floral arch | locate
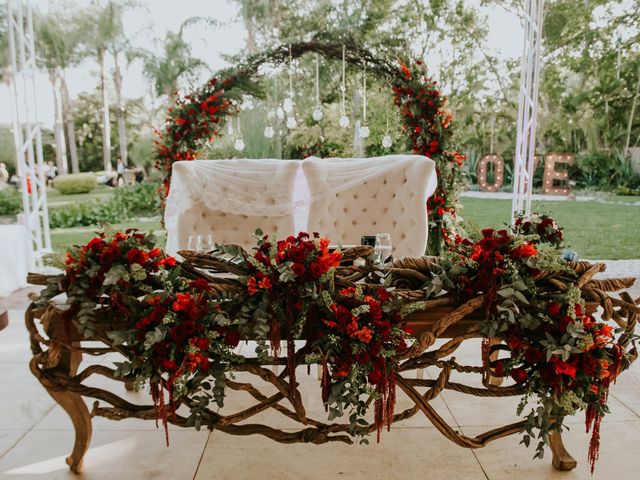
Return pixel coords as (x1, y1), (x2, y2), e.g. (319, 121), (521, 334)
(154, 39), (467, 254)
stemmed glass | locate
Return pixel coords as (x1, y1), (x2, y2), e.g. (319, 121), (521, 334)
(374, 233), (392, 264)
(188, 234), (214, 253)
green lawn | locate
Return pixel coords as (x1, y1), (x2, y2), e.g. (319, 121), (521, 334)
(50, 218), (164, 253)
(460, 198), (639, 259)
(47, 185), (113, 206)
(46, 196), (638, 260)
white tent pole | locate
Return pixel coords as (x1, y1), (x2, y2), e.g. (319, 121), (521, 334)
(511, 0), (545, 222)
(7, 0), (52, 267)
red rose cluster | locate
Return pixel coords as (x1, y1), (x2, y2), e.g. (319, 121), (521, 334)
(316, 286), (410, 441)
(451, 228), (538, 308)
(501, 301), (621, 473)
(513, 212), (564, 247)
(246, 232), (342, 298)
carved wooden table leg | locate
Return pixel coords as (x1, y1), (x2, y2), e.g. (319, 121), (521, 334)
(549, 430), (577, 470)
(46, 321), (93, 473)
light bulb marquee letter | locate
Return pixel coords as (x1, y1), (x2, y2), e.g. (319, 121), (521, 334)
(477, 154), (505, 192)
(542, 153), (575, 195)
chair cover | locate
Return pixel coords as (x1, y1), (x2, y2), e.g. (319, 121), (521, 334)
(165, 159), (300, 254)
(302, 155), (437, 258)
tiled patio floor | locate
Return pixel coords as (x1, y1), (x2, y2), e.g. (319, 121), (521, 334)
(1, 282), (639, 480)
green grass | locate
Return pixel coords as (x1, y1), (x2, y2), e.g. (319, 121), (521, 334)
(46, 198), (638, 261)
(50, 218), (164, 253)
(47, 185), (113, 206)
(461, 198), (640, 259)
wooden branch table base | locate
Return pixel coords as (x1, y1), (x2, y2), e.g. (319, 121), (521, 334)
(25, 256), (638, 474)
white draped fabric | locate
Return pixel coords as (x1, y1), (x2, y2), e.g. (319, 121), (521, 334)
(0, 225), (33, 297)
(164, 155), (438, 257)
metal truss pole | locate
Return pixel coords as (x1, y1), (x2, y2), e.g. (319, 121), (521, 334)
(7, 0), (51, 268)
(511, 0), (545, 222)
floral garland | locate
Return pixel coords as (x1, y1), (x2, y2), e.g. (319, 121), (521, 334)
(433, 213), (629, 473)
(37, 217), (633, 470)
(307, 286), (410, 440)
(392, 61), (466, 254)
(234, 231), (342, 398)
(154, 42), (465, 255)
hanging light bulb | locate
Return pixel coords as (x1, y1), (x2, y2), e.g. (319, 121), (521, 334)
(312, 53), (323, 122)
(283, 44), (296, 115)
(264, 126), (275, 138)
(339, 45), (349, 129)
(283, 96), (294, 113)
(359, 62), (369, 139)
(234, 116), (244, 151)
(382, 96), (392, 148)
(286, 116), (297, 129)
(267, 110), (276, 120)
(241, 96), (254, 110)
(276, 107), (285, 119)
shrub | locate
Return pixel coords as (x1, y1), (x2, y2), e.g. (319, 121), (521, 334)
(113, 182), (161, 216)
(49, 198), (128, 229)
(0, 187), (22, 215)
(53, 173), (97, 195)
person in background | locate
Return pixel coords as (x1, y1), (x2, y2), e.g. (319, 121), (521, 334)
(46, 161), (58, 187)
(0, 163), (9, 187)
(134, 166), (146, 184)
(116, 158), (125, 187)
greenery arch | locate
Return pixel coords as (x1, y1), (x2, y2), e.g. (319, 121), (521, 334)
(154, 39), (467, 254)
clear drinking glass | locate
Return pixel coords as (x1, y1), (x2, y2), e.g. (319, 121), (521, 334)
(188, 234), (214, 252)
(374, 233), (392, 264)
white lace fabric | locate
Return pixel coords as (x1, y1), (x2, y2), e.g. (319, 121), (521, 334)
(164, 155), (438, 256)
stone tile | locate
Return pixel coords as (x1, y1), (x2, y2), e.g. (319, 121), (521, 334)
(0, 363), (55, 431)
(0, 431), (25, 459)
(0, 428), (209, 479)
(462, 420), (640, 480)
(196, 427), (487, 480)
(0, 319), (33, 364)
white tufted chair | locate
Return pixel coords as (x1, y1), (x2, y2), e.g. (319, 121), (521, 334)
(302, 155), (437, 258)
(165, 159), (300, 254)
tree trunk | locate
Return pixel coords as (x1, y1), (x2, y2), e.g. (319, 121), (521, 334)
(113, 52), (128, 166)
(242, 2), (258, 55)
(60, 76), (79, 173)
(100, 50), (112, 174)
(49, 69), (68, 175)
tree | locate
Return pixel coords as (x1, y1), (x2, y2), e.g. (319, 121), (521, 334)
(137, 18), (211, 110)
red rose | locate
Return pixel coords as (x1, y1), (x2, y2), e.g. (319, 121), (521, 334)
(511, 367), (527, 383)
(554, 359), (577, 379)
(190, 278), (210, 292)
(291, 263), (306, 277)
(99, 245), (121, 264)
(309, 261), (326, 279)
(547, 302), (562, 317)
(149, 248), (162, 258)
(559, 315), (573, 332)
(127, 248), (149, 265)
(172, 292), (193, 312)
(511, 243), (538, 258)
(376, 288), (391, 302)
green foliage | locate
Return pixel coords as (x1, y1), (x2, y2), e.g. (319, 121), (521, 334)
(49, 182), (161, 229)
(0, 188), (21, 215)
(49, 197), (127, 228)
(113, 182), (161, 216)
(53, 173), (97, 194)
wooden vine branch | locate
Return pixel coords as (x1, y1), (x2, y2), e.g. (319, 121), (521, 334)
(25, 256), (637, 473)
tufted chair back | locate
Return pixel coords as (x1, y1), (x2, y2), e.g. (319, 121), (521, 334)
(302, 155), (437, 258)
(165, 159), (300, 255)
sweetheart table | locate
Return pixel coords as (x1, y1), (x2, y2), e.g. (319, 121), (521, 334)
(25, 245), (638, 474)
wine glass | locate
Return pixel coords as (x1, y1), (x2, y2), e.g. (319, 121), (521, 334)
(188, 234), (214, 253)
(374, 233), (392, 264)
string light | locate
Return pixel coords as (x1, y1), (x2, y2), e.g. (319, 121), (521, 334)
(359, 62), (369, 138)
(339, 45), (349, 129)
(312, 53), (323, 122)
